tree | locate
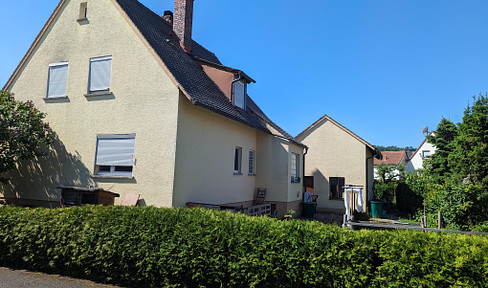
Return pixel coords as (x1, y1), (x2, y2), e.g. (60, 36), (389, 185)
(374, 145), (416, 152)
(424, 118), (457, 184)
(413, 93), (488, 229)
(0, 91), (54, 182)
(450, 93), (488, 186)
(374, 163), (405, 203)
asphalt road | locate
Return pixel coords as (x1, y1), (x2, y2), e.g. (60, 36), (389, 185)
(0, 267), (122, 288)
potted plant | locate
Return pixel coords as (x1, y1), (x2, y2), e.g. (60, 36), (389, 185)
(283, 209), (296, 220)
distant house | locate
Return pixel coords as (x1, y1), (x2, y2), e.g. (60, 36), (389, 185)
(374, 151), (409, 179)
(406, 132), (436, 172)
(296, 114), (382, 214)
(0, 0), (305, 216)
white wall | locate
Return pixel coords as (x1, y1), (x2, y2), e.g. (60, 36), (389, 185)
(2, 0), (180, 207)
(407, 141), (436, 172)
(297, 119), (371, 212)
(172, 94), (258, 207)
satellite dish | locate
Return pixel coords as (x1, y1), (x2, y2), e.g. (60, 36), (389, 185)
(422, 126), (429, 134)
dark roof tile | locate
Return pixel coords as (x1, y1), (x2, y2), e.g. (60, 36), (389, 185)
(114, 0), (297, 143)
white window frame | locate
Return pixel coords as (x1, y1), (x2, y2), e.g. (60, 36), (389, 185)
(234, 146), (242, 175)
(95, 134), (135, 177)
(291, 152), (300, 183)
(89, 55), (112, 93)
(233, 80), (246, 110)
(422, 150), (431, 159)
(46, 61), (69, 98)
(249, 149), (255, 175)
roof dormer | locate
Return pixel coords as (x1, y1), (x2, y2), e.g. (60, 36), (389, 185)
(195, 57), (255, 110)
(232, 76), (246, 110)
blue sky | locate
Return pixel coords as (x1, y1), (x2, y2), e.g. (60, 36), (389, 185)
(2, 0), (488, 148)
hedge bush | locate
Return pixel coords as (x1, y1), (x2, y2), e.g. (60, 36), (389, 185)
(1, 205), (488, 287)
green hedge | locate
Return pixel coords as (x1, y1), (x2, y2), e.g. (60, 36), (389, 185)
(0, 206), (487, 287)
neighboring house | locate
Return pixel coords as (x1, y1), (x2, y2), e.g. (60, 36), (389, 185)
(406, 131), (436, 172)
(1, 0), (306, 216)
(295, 114), (382, 214)
(373, 151), (409, 179)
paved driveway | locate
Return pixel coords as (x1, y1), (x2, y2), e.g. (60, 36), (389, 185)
(0, 267), (122, 288)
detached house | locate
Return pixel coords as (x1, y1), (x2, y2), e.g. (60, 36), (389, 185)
(406, 131), (436, 172)
(1, 0), (306, 216)
(373, 151), (408, 179)
(296, 114), (382, 214)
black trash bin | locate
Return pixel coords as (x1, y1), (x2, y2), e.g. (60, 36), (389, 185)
(302, 201), (317, 218)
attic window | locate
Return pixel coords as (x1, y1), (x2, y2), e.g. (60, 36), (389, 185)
(78, 2), (87, 21)
(233, 80), (246, 110)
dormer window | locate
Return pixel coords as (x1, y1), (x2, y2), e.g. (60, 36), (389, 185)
(78, 2), (88, 21)
(233, 80), (246, 110)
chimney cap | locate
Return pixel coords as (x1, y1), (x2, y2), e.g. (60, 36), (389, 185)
(163, 10), (173, 16)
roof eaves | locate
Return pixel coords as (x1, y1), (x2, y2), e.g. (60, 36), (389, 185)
(409, 131), (435, 161)
(192, 99), (270, 134)
(194, 57), (256, 83)
(3, 0), (67, 90)
(110, 0), (195, 102)
(296, 114), (381, 158)
(248, 107), (307, 148)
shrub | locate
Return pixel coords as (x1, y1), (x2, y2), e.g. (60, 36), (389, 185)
(0, 206), (488, 287)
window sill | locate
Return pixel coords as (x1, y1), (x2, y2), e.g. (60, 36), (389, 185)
(77, 17), (88, 22)
(43, 95), (68, 101)
(248, 173), (256, 176)
(91, 174), (134, 180)
(84, 91), (113, 97)
(233, 172), (243, 175)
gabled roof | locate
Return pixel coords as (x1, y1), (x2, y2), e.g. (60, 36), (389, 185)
(373, 151), (408, 166)
(296, 114), (382, 159)
(4, 0), (299, 146)
(409, 131), (435, 160)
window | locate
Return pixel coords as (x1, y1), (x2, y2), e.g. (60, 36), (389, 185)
(89, 56), (112, 93)
(233, 80), (246, 110)
(329, 177), (345, 199)
(46, 62), (68, 98)
(249, 149), (255, 175)
(234, 146), (242, 174)
(95, 134), (135, 177)
(291, 152), (300, 182)
(79, 2), (88, 20)
(422, 150), (431, 159)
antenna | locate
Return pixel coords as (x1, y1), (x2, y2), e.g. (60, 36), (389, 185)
(422, 126), (429, 134)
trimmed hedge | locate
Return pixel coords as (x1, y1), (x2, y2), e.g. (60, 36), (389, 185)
(1, 206), (488, 287)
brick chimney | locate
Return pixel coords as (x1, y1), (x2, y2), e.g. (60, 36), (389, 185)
(173, 0), (194, 54)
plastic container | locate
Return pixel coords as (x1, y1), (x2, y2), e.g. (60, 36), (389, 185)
(371, 201), (384, 218)
(302, 202), (317, 218)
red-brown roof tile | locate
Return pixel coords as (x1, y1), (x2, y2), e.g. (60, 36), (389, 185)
(374, 151), (408, 166)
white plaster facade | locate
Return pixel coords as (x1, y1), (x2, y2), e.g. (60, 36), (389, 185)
(1, 0), (304, 216)
(406, 132), (436, 172)
(296, 115), (380, 213)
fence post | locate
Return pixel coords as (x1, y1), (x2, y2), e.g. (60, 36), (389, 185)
(438, 210), (441, 230)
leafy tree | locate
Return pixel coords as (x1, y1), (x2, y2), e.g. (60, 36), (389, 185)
(424, 118), (457, 184)
(0, 91), (54, 182)
(449, 93), (488, 186)
(374, 163), (405, 203)
(412, 93), (488, 230)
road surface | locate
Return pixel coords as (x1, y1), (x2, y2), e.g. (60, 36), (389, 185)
(0, 267), (122, 288)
